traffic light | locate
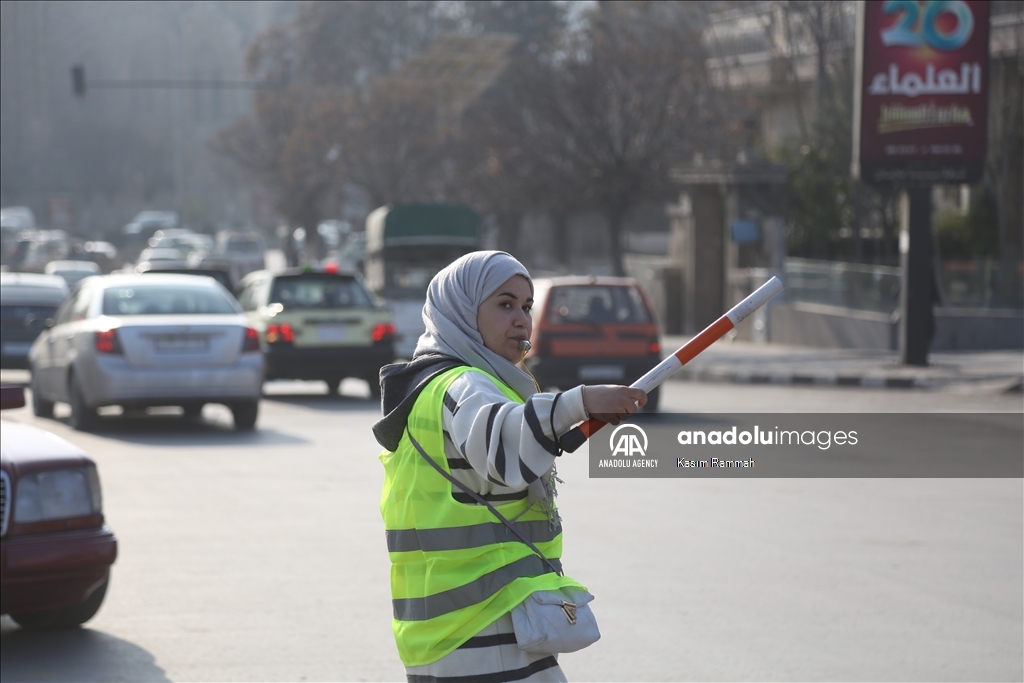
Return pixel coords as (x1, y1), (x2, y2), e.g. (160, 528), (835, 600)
(71, 65), (86, 97)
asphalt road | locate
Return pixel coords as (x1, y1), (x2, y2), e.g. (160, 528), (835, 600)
(1, 379), (1021, 682)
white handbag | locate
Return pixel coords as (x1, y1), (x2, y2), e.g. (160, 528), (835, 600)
(511, 588), (600, 654)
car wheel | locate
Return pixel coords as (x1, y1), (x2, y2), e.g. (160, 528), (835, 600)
(30, 369), (54, 418)
(230, 401), (259, 430)
(182, 402), (205, 419)
(640, 386), (660, 413)
(11, 578), (109, 630)
(67, 372), (98, 431)
(325, 378), (341, 396)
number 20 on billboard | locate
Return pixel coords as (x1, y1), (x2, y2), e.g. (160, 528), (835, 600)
(882, 0), (974, 51)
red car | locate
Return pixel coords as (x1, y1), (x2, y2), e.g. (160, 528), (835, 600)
(0, 386), (117, 629)
(526, 276), (662, 411)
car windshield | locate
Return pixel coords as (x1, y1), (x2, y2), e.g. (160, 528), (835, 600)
(102, 285), (238, 315)
(547, 285), (651, 324)
(269, 274), (374, 310)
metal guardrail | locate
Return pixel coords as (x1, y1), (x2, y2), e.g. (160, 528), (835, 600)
(937, 259), (1024, 309)
(784, 258), (900, 314)
(783, 257), (1024, 312)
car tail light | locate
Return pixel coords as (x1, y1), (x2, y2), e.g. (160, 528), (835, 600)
(372, 323), (396, 343)
(95, 329), (123, 354)
(650, 337), (661, 355)
(266, 323), (295, 344)
(242, 327), (260, 352)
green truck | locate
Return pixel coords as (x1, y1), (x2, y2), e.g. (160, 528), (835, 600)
(364, 204), (481, 357)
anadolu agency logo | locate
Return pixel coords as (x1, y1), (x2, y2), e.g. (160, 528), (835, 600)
(610, 423), (648, 456)
(598, 424), (659, 469)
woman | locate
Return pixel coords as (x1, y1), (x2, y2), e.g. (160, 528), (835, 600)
(374, 251), (645, 682)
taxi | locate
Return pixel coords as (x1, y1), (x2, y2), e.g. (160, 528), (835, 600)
(237, 265), (395, 397)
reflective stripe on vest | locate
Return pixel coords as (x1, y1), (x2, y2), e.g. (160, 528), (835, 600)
(379, 366), (585, 667)
(386, 519), (563, 553)
(393, 554), (564, 622)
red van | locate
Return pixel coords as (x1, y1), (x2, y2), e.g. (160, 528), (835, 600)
(526, 276), (661, 411)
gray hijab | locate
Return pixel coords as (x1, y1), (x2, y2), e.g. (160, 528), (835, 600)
(413, 251), (537, 400)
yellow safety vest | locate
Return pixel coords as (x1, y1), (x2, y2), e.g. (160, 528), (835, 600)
(380, 366), (585, 666)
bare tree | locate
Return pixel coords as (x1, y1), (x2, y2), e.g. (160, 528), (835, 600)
(337, 78), (454, 207)
(461, 1), (721, 275)
(210, 2), (458, 253)
(453, 51), (589, 260)
(213, 0), (731, 275)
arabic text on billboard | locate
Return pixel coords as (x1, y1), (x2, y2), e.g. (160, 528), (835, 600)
(856, 0), (989, 184)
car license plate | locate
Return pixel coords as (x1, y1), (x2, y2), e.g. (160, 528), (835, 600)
(155, 336), (208, 353)
(2, 342), (33, 356)
(317, 325), (347, 342)
(579, 364), (625, 381)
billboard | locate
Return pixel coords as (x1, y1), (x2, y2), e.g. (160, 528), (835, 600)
(853, 0), (990, 184)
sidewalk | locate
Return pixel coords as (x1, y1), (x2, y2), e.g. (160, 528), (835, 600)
(661, 335), (1024, 392)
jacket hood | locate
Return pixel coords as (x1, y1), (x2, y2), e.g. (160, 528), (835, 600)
(372, 353), (466, 451)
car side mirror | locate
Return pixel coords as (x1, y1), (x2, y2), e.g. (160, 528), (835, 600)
(0, 385), (26, 410)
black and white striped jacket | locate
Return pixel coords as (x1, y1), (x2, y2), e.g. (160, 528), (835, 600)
(441, 371), (588, 502)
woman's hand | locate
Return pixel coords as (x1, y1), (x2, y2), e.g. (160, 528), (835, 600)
(581, 385), (647, 425)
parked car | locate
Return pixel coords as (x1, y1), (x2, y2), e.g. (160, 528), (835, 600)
(1, 272), (69, 369)
(28, 273), (263, 430)
(236, 266), (395, 396)
(45, 260), (101, 288)
(525, 276), (662, 411)
(0, 385), (117, 630)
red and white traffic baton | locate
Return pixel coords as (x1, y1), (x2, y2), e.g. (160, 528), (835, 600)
(559, 276), (784, 453)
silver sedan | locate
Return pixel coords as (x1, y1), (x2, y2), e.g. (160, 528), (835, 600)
(28, 273), (264, 431)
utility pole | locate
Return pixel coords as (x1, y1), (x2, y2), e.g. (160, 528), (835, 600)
(898, 188), (935, 366)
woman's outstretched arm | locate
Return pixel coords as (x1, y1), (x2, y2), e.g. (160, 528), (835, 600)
(442, 373), (645, 491)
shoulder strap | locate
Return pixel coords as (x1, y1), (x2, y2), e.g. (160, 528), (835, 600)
(407, 430), (563, 577)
